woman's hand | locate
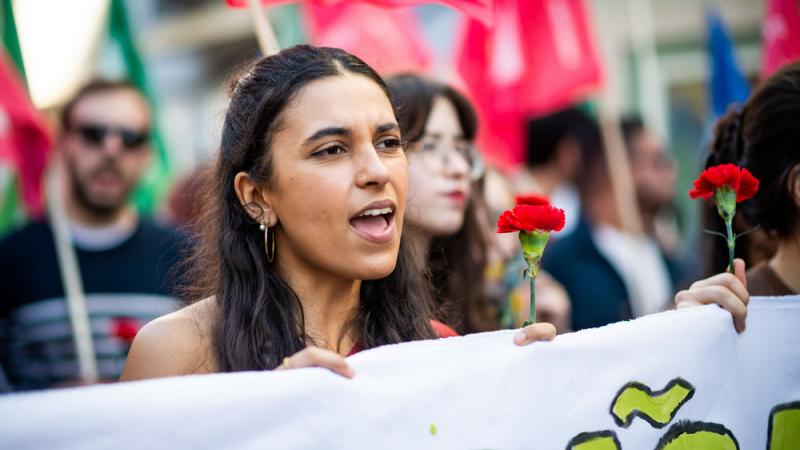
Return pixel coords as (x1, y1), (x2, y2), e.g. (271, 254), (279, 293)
(674, 258), (750, 333)
(275, 346), (354, 378)
(514, 322), (557, 346)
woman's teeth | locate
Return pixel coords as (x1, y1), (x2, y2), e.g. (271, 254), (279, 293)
(358, 207), (393, 217)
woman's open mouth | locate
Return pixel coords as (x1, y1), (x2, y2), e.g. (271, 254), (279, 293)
(349, 201), (396, 244)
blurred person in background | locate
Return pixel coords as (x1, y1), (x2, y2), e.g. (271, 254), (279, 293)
(512, 108), (598, 237)
(621, 115), (689, 285)
(542, 113), (683, 330)
(0, 79), (182, 390)
(703, 62), (800, 296)
(387, 74), (570, 333)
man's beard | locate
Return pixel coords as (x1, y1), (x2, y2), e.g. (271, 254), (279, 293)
(67, 159), (131, 220)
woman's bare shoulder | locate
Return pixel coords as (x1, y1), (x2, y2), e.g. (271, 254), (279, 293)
(120, 297), (218, 382)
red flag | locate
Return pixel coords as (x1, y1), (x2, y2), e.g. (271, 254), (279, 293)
(456, 0), (603, 169)
(303, 2), (432, 75)
(761, 0), (800, 77)
(225, 0), (494, 26)
(0, 51), (52, 216)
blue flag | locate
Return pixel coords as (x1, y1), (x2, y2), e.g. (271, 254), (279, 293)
(706, 9), (750, 117)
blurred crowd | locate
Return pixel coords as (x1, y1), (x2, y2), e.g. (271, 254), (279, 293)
(0, 52), (798, 392)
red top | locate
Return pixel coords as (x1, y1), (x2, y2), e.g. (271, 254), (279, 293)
(347, 320), (458, 356)
(430, 319), (459, 338)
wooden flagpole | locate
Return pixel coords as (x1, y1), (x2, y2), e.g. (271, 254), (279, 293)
(593, 0), (645, 236)
(47, 161), (98, 384)
(246, 0), (281, 56)
(597, 110), (644, 236)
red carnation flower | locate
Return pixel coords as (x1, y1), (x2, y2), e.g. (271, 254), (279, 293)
(496, 197), (565, 326)
(690, 163), (760, 274)
(514, 194), (550, 206)
(689, 163), (759, 202)
(496, 204), (565, 233)
(111, 317), (142, 344)
(497, 210), (521, 233)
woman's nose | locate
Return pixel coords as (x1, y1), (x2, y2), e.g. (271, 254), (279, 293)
(354, 146), (391, 188)
(443, 147), (470, 179)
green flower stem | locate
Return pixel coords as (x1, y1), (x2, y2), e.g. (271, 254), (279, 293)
(523, 275), (536, 327)
(519, 230), (549, 328)
(714, 187), (737, 274)
(725, 219), (735, 274)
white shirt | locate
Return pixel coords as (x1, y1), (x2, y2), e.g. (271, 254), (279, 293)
(549, 182), (580, 237)
(69, 216), (138, 251)
(592, 225), (672, 318)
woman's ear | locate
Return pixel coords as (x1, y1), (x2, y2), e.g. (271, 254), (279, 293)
(789, 165), (800, 209)
(234, 172), (276, 225)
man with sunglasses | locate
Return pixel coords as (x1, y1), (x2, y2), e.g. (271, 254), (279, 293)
(0, 79), (181, 391)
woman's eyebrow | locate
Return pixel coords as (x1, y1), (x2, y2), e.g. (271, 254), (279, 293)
(376, 122), (400, 134)
(304, 126), (350, 144)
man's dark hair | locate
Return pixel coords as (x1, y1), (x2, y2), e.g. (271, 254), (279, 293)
(525, 107), (601, 167)
(620, 115), (646, 156)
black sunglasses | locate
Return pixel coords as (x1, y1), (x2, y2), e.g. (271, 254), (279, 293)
(73, 123), (150, 150)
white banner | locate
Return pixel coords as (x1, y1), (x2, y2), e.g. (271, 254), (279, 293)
(1, 297), (798, 449)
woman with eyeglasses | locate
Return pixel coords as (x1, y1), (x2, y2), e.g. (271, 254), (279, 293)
(387, 74), (571, 333)
(386, 75), (486, 332)
(120, 46), (749, 382)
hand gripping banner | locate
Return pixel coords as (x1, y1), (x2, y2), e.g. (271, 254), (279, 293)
(1, 297), (798, 449)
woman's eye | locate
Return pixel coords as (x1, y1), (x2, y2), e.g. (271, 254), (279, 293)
(420, 142), (438, 152)
(376, 138), (402, 151)
(313, 145), (346, 157)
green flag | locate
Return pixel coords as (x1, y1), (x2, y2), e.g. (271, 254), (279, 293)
(1, 0), (25, 78)
(108, 0), (171, 213)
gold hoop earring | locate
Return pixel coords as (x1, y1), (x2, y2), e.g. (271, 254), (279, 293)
(261, 217), (276, 263)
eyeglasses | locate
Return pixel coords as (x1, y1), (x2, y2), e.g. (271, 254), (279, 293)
(72, 123), (150, 151)
(410, 135), (485, 181)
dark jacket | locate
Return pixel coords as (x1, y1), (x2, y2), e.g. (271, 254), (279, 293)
(542, 216), (682, 331)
